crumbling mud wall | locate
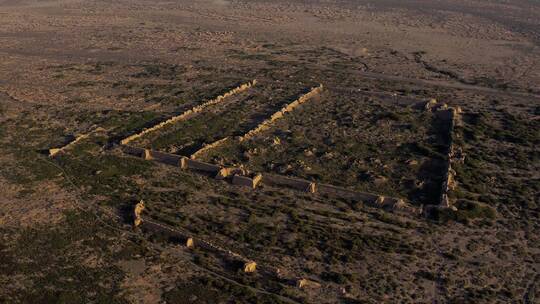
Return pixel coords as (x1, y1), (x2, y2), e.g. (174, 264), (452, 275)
(144, 149), (183, 166)
(133, 200), (145, 227)
(49, 133), (90, 157)
(120, 80), (257, 145)
(121, 145), (146, 157)
(318, 183), (379, 202)
(215, 167), (245, 180)
(190, 137), (232, 160)
(121, 147), (420, 215)
(142, 216), (260, 273)
(261, 174), (316, 193)
(183, 158), (221, 173)
(317, 183), (420, 214)
(437, 106), (463, 208)
(297, 278), (321, 289)
(232, 173), (262, 189)
(239, 84), (323, 142)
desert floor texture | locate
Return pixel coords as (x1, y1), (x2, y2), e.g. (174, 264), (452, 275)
(0, 0), (539, 303)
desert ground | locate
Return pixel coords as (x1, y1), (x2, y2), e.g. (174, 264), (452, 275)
(0, 0), (539, 303)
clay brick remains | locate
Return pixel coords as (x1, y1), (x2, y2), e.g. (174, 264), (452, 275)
(240, 84), (323, 142)
(190, 137), (232, 160)
(49, 133), (90, 157)
(232, 173), (263, 189)
(297, 278), (321, 289)
(133, 200), (145, 227)
(120, 80), (257, 145)
(243, 261), (257, 273)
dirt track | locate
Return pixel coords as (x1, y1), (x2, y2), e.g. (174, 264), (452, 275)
(358, 71), (540, 99)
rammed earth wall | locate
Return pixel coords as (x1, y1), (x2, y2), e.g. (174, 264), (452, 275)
(240, 84), (323, 142)
(144, 149), (183, 166)
(190, 137), (232, 160)
(122, 146), (421, 215)
(437, 107), (462, 208)
(121, 80), (257, 145)
(261, 174), (316, 193)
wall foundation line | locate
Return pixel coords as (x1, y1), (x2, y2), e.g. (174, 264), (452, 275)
(240, 84), (323, 142)
(49, 127), (106, 157)
(120, 80), (257, 145)
(120, 144), (421, 216)
(437, 106), (463, 209)
(190, 137), (232, 160)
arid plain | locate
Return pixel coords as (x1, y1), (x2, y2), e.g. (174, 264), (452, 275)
(0, 0), (539, 303)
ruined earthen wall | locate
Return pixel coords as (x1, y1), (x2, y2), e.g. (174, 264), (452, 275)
(232, 174), (262, 189)
(142, 217), (249, 262)
(121, 147), (420, 215)
(184, 158), (221, 173)
(190, 137), (232, 160)
(49, 133), (90, 157)
(438, 107), (462, 208)
(121, 145), (146, 157)
(120, 80), (257, 145)
(262, 174), (315, 192)
(239, 84), (323, 142)
(215, 167), (245, 179)
(317, 183), (379, 203)
(144, 149), (183, 166)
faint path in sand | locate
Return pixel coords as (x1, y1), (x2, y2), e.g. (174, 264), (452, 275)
(358, 71), (540, 100)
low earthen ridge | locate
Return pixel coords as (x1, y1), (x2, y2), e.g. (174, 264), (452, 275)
(49, 127), (107, 157)
(190, 137), (231, 160)
(240, 84), (323, 142)
(188, 84), (324, 159)
(120, 145), (420, 216)
(120, 80), (257, 145)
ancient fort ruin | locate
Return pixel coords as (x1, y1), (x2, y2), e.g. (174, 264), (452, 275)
(48, 80), (463, 289)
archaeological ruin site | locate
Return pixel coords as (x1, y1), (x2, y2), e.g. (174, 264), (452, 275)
(1, 0), (538, 303)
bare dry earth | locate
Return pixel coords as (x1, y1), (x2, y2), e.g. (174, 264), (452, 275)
(0, 0), (539, 303)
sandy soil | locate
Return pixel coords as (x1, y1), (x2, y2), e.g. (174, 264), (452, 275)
(0, 0), (538, 303)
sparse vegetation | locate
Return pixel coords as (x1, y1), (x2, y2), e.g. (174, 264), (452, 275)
(1, 0), (538, 303)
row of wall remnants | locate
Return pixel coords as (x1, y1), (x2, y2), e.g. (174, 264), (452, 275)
(140, 211), (326, 290)
(49, 127), (108, 157)
(49, 133), (89, 157)
(428, 101), (464, 209)
(190, 137), (232, 160)
(133, 200), (145, 227)
(239, 84), (324, 142)
(136, 212), (258, 274)
(120, 144), (421, 216)
(187, 84), (325, 160)
(120, 80), (257, 145)
(262, 174), (316, 193)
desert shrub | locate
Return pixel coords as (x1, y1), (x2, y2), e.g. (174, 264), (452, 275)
(163, 276), (287, 304)
(321, 271), (348, 284)
(431, 200), (495, 224)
